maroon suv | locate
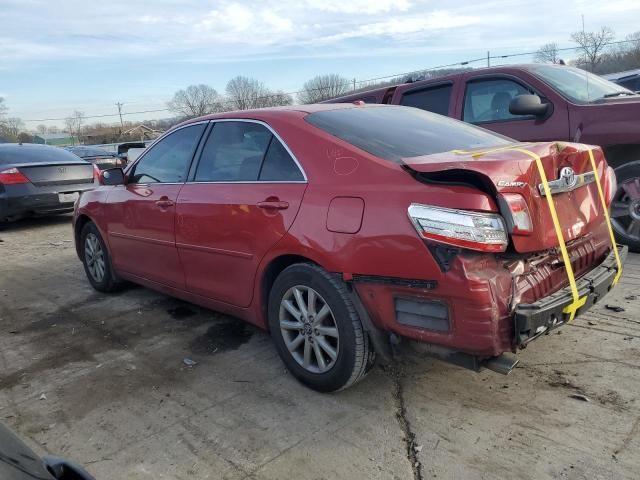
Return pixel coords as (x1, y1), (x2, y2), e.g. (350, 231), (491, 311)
(326, 64), (640, 251)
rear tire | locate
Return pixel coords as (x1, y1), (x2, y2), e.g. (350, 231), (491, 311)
(612, 161), (640, 253)
(268, 263), (372, 392)
(80, 222), (122, 292)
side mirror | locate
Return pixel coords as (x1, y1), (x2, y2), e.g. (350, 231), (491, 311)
(509, 94), (551, 118)
(100, 168), (125, 186)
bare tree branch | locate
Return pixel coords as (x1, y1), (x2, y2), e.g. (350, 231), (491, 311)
(225, 76), (292, 110)
(64, 111), (85, 145)
(167, 84), (223, 118)
(534, 43), (560, 64)
(571, 26), (615, 71)
(298, 74), (350, 103)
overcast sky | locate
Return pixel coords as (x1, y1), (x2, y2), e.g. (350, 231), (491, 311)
(1, 0), (639, 128)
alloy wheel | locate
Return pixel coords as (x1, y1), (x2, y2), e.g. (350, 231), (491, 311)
(611, 178), (640, 242)
(279, 285), (339, 374)
(84, 232), (106, 283)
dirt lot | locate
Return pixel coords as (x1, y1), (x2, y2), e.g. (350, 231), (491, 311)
(1, 215), (639, 480)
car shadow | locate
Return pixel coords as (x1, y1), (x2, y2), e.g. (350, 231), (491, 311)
(0, 214), (73, 232)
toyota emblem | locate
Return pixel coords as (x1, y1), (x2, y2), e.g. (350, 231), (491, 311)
(559, 167), (576, 188)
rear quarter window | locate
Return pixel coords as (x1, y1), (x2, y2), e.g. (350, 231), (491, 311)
(304, 105), (512, 162)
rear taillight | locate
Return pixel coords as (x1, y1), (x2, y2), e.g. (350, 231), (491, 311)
(0, 167), (30, 185)
(603, 166), (617, 207)
(408, 204), (508, 253)
(93, 164), (101, 183)
(501, 193), (533, 235)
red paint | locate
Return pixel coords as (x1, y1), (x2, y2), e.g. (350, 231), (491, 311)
(74, 103), (613, 360)
(326, 197), (364, 234)
(326, 65), (640, 169)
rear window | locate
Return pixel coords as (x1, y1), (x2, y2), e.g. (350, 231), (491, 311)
(304, 105), (512, 162)
(0, 145), (85, 165)
(67, 146), (115, 157)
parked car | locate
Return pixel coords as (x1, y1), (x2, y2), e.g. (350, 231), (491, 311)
(0, 421), (94, 479)
(0, 143), (96, 224)
(603, 68), (640, 92)
(324, 64), (640, 251)
(65, 145), (124, 170)
(73, 104), (625, 392)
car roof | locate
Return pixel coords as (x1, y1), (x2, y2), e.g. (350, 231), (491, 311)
(177, 102), (389, 127)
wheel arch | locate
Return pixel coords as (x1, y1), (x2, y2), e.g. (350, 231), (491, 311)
(74, 214), (93, 259)
(259, 254), (321, 331)
(602, 144), (640, 170)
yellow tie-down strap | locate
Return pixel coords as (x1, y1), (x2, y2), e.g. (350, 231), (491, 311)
(453, 145), (623, 321)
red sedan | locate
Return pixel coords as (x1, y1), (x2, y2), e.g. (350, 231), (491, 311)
(74, 103), (625, 392)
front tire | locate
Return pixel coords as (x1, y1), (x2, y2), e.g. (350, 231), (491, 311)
(611, 161), (640, 253)
(80, 222), (121, 292)
(268, 263), (372, 392)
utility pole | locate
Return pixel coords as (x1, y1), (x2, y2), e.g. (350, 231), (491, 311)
(353, 78), (356, 92)
(487, 51), (490, 67)
(115, 102), (124, 131)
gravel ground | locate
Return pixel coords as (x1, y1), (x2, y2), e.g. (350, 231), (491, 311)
(1, 214), (639, 480)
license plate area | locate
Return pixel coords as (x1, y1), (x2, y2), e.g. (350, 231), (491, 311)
(58, 192), (80, 203)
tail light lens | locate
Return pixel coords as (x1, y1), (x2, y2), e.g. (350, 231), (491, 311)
(0, 167), (30, 185)
(501, 193), (533, 235)
(603, 166), (617, 206)
(408, 204), (508, 253)
(92, 164), (101, 183)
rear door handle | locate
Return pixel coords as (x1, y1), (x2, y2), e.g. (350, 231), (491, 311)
(155, 198), (175, 208)
(257, 200), (289, 210)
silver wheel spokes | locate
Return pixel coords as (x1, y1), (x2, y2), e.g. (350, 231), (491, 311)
(85, 233), (106, 282)
(279, 286), (339, 374)
(611, 178), (640, 241)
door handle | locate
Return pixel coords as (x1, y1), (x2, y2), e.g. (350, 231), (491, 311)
(155, 198), (175, 208)
(257, 199), (289, 210)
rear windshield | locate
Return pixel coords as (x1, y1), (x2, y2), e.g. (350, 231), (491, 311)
(66, 146), (115, 157)
(0, 145), (85, 165)
(305, 105), (512, 161)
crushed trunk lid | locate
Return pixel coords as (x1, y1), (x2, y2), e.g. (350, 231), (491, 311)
(402, 142), (609, 253)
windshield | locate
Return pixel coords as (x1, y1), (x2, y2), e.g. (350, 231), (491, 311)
(305, 105), (512, 162)
(529, 65), (633, 103)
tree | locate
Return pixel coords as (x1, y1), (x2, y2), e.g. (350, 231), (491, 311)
(571, 26), (615, 71)
(260, 91), (293, 108)
(298, 74), (350, 103)
(0, 117), (24, 141)
(17, 132), (32, 143)
(47, 126), (59, 134)
(64, 110), (85, 145)
(36, 124), (47, 135)
(0, 97), (7, 121)
(225, 76), (292, 110)
(167, 84), (223, 118)
(534, 43), (560, 64)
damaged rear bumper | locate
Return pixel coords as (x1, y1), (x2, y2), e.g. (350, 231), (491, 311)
(514, 245), (627, 345)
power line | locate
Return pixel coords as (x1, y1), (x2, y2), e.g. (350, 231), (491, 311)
(22, 38), (639, 123)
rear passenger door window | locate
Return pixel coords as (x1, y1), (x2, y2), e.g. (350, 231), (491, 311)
(400, 84), (452, 116)
(194, 121), (304, 182)
(463, 78), (532, 123)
